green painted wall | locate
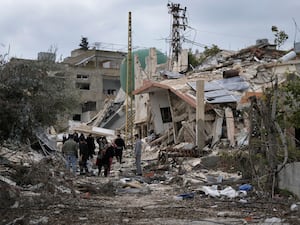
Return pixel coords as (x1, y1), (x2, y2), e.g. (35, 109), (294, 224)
(120, 49), (167, 93)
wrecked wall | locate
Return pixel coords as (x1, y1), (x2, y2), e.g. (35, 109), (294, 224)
(149, 90), (172, 135)
(278, 162), (300, 198)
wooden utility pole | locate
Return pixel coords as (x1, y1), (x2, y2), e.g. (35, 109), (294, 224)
(196, 80), (205, 154)
(125, 11), (134, 146)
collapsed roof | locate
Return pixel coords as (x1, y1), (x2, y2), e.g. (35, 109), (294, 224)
(132, 43), (300, 148)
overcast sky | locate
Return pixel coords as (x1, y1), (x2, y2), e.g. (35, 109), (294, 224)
(1, 0), (300, 60)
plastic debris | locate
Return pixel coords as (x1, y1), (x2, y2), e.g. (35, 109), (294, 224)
(264, 217), (282, 223)
(174, 192), (195, 200)
(239, 184), (252, 191)
(201, 185), (241, 198)
(220, 186), (238, 198)
(201, 185), (220, 198)
(290, 203), (299, 211)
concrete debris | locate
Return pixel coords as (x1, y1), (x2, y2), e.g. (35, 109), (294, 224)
(1, 139), (299, 224)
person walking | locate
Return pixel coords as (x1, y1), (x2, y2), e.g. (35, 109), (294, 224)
(96, 136), (109, 176)
(113, 134), (126, 164)
(62, 134), (78, 175)
(96, 147), (105, 176)
(79, 137), (90, 175)
(86, 134), (96, 158)
(73, 131), (79, 143)
(62, 134), (67, 144)
(134, 134), (142, 176)
(97, 136), (107, 152)
(102, 142), (115, 177)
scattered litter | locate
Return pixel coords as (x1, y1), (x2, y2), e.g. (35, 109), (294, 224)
(174, 192), (195, 200)
(238, 190), (247, 197)
(201, 185), (220, 197)
(116, 177), (150, 194)
(239, 184), (252, 191)
(220, 186), (238, 198)
(239, 199), (247, 204)
(79, 217), (88, 221)
(290, 203), (298, 211)
(264, 217), (282, 223)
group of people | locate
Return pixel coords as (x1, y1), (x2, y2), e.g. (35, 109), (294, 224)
(62, 132), (96, 175)
(61, 131), (142, 177)
(95, 135), (122, 177)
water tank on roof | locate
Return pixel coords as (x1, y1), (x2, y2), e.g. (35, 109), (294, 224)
(120, 49), (167, 93)
(256, 39), (269, 45)
(278, 51), (297, 62)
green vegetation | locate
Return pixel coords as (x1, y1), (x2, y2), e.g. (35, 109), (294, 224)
(283, 73), (300, 128)
(79, 37), (89, 50)
(199, 45), (221, 64)
(271, 26), (288, 49)
(188, 45), (221, 70)
(0, 59), (78, 143)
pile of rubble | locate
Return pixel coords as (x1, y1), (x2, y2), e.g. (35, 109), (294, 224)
(1, 140), (300, 225)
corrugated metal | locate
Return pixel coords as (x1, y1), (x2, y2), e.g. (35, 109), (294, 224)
(187, 76), (249, 103)
(159, 70), (184, 79)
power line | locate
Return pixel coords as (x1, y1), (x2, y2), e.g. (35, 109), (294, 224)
(188, 26), (259, 41)
(167, 2), (188, 61)
(292, 17), (300, 44)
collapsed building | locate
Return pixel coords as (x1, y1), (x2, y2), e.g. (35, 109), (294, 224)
(131, 40), (300, 151)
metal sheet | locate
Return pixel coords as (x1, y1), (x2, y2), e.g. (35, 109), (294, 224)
(187, 76), (248, 103)
(160, 70), (184, 79)
(206, 95), (241, 104)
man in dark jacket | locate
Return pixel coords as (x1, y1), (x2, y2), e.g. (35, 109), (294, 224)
(86, 133), (96, 159)
(79, 137), (90, 175)
(113, 134), (126, 164)
(102, 142), (115, 177)
(62, 134), (78, 175)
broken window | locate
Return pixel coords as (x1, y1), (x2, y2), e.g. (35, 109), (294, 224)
(76, 82), (90, 90)
(160, 107), (172, 123)
(73, 114), (81, 121)
(102, 61), (119, 69)
(54, 72), (65, 78)
(82, 101), (96, 112)
(103, 89), (116, 95)
(103, 61), (111, 68)
(76, 74), (89, 80)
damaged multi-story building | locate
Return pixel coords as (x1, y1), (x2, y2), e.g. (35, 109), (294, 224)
(63, 48), (126, 123)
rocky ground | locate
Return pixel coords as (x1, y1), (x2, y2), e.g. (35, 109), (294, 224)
(1, 144), (300, 225)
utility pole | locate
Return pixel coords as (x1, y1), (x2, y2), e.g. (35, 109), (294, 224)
(125, 11), (134, 147)
(196, 80), (205, 154)
(167, 2), (187, 62)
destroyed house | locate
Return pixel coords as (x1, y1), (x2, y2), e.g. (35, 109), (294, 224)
(132, 42), (300, 149)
